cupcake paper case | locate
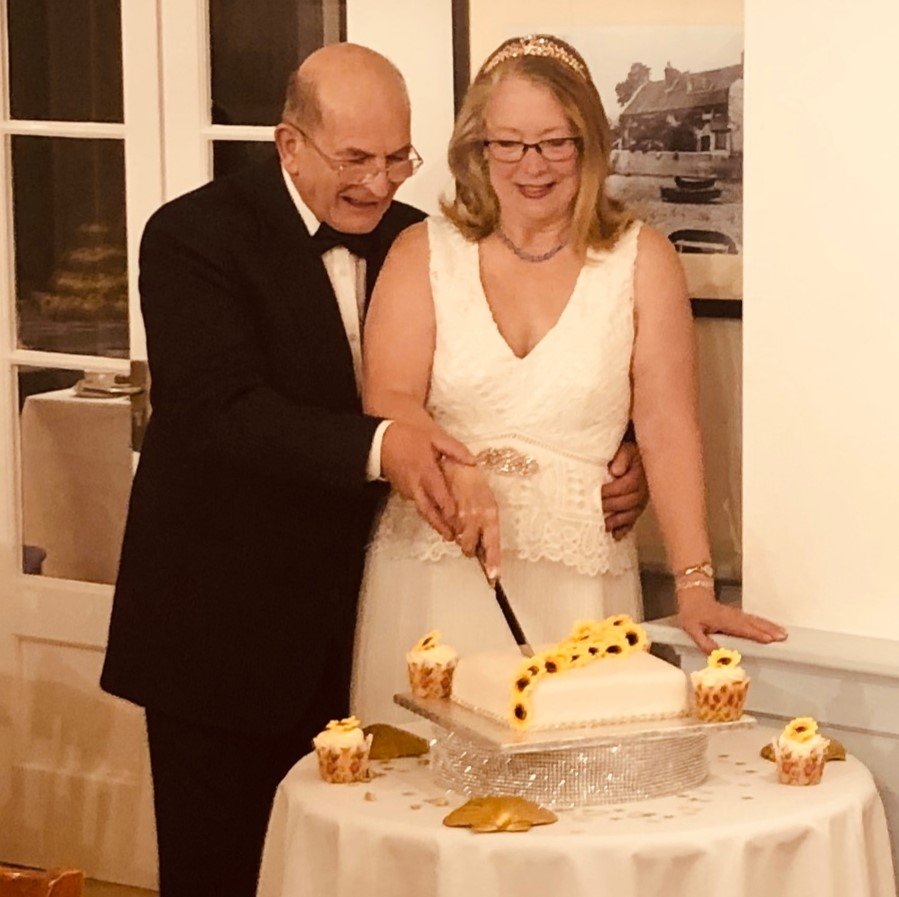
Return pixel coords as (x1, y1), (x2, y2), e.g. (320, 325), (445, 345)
(406, 630), (458, 699)
(773, 717), (829, 786)
(691, 648), (750, 722)
(312, 716), (373, 783)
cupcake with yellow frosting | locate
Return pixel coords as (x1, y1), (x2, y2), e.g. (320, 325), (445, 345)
(690, 648), (750, 722)
(773, 717), (829, 785)
(312, 716), (372, 783)
(406, 630), (458, 699)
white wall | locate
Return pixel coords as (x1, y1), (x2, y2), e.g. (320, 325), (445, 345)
(347, 1), (455, 214)
(742, 0), (899, 637)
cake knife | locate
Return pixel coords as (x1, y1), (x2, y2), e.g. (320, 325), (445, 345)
(492, 577), (535, 658)
(476, 547), (535, 658)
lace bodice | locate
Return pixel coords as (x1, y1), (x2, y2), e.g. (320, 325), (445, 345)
(373, 215), (642, 576)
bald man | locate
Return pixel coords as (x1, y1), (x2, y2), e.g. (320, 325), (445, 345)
(100, 46), (474, 896)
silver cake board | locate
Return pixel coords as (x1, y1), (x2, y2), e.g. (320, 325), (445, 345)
(395, 692), (756, 754)
(395, 694), (756, 806)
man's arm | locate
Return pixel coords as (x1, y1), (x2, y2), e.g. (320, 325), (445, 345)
(140, 206), (380, 494)
(601, 440), (649, 540)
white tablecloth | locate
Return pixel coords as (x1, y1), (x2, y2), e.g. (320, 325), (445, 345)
(21, 388), (133, 584)
(258, 725), (896, 897)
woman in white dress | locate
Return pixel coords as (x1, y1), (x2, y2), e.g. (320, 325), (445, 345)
(352, 36), (785, 724)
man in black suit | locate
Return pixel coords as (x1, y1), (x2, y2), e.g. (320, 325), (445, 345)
(101, 43), (648, 897)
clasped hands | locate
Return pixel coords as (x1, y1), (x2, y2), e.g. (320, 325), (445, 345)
(380, 424), (648, 584)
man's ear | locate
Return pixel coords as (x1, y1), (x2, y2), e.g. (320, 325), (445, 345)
(274, 124), (303, 174)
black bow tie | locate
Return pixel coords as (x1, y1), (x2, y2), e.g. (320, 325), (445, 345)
(311, 223), (378, 262)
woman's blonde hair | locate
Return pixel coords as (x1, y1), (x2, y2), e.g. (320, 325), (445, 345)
(441, 36), (632, 252)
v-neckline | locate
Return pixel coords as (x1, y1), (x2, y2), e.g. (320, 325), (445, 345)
(475, 242), (586, 361)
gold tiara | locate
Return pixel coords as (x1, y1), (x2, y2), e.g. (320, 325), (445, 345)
(480, 35), (590, 82)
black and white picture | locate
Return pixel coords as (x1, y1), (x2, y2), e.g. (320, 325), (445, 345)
(558, 26), (744, 304)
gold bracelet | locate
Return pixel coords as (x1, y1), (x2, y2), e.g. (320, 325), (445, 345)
(675, 562), (714, 579)
(675, 578), (715, 592)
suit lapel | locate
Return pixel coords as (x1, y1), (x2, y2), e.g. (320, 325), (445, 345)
(236, 159), (360, 405)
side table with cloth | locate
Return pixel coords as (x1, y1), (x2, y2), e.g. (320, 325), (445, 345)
(257, 724), (896, 897)
(21, 388), (133, 584)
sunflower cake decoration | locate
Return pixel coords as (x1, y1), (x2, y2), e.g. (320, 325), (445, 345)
(508, 615), (650, 729)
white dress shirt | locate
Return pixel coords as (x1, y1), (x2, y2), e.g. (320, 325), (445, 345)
(281, 167), (390, 481)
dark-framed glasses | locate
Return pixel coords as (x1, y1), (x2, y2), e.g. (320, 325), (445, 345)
(287, 122), (423, 185)
(483, 137), (582, 163)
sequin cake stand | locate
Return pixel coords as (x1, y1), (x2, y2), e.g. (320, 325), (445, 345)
(395, 693), (756, 809)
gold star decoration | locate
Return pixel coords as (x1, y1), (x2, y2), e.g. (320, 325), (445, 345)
(443, 796), (557, 833)
(363, 724), (429, 760)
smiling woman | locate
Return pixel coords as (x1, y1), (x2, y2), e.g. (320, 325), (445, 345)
(350, 34), (785, 727)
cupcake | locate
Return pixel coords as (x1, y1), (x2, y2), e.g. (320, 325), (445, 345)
(406, 630), (458, 699)
(772, 717), (829, 785)
(691, 648), (750, 722)
(312, 716), (372, 783)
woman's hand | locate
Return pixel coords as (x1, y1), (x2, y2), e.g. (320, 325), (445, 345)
(442, 460), (502, 582)
(677, 589), (788, 653)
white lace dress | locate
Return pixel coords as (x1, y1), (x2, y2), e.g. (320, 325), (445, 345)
(351, 216), (643, 724)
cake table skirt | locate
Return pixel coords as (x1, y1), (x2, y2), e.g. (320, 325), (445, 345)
(257, 726), (896, 897)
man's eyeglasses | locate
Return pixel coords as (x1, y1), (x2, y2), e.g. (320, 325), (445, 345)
(483, 137), (582, 163)
(287, 122), (423, 186)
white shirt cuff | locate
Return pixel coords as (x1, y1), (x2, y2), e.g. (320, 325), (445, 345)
(366, 420), (394, 482)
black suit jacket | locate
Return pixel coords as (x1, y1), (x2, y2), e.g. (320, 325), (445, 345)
(100, 157), (425, 733)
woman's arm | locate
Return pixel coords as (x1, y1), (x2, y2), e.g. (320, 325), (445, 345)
(631, 226), (786, 651)
(363, 222), (475, 540)
(363, 222), (441, 433)
(364, 223), (501, 577)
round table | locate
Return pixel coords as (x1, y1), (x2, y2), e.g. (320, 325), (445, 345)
(257, 725), (896, 897)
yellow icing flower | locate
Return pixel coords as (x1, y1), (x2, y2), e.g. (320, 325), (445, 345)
(511, 666), (537, 695)
(509, 695), (532, 729)
(784, 717), (819, 743)
(566, 645), (592, 667)
(325, 716), (361, 733)
(568, 619), (605, 642)
(620, 623), (649, 653)
(707, 648), (742, 669)
(602, 613), (635, 631)
(411, 630), (442, 652)
(531, 651), (568, 675)
(600, 630), (630, 658)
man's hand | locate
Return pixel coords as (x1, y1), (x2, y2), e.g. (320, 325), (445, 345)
(677, 591), (788, 653)
(601, 441), (649, 540)
(380, 423), (474, 541)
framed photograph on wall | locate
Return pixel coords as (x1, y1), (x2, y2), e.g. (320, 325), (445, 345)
(558, 26), (744, 317)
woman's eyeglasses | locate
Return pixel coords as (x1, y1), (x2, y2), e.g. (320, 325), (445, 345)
(483, 137), (582, 163)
